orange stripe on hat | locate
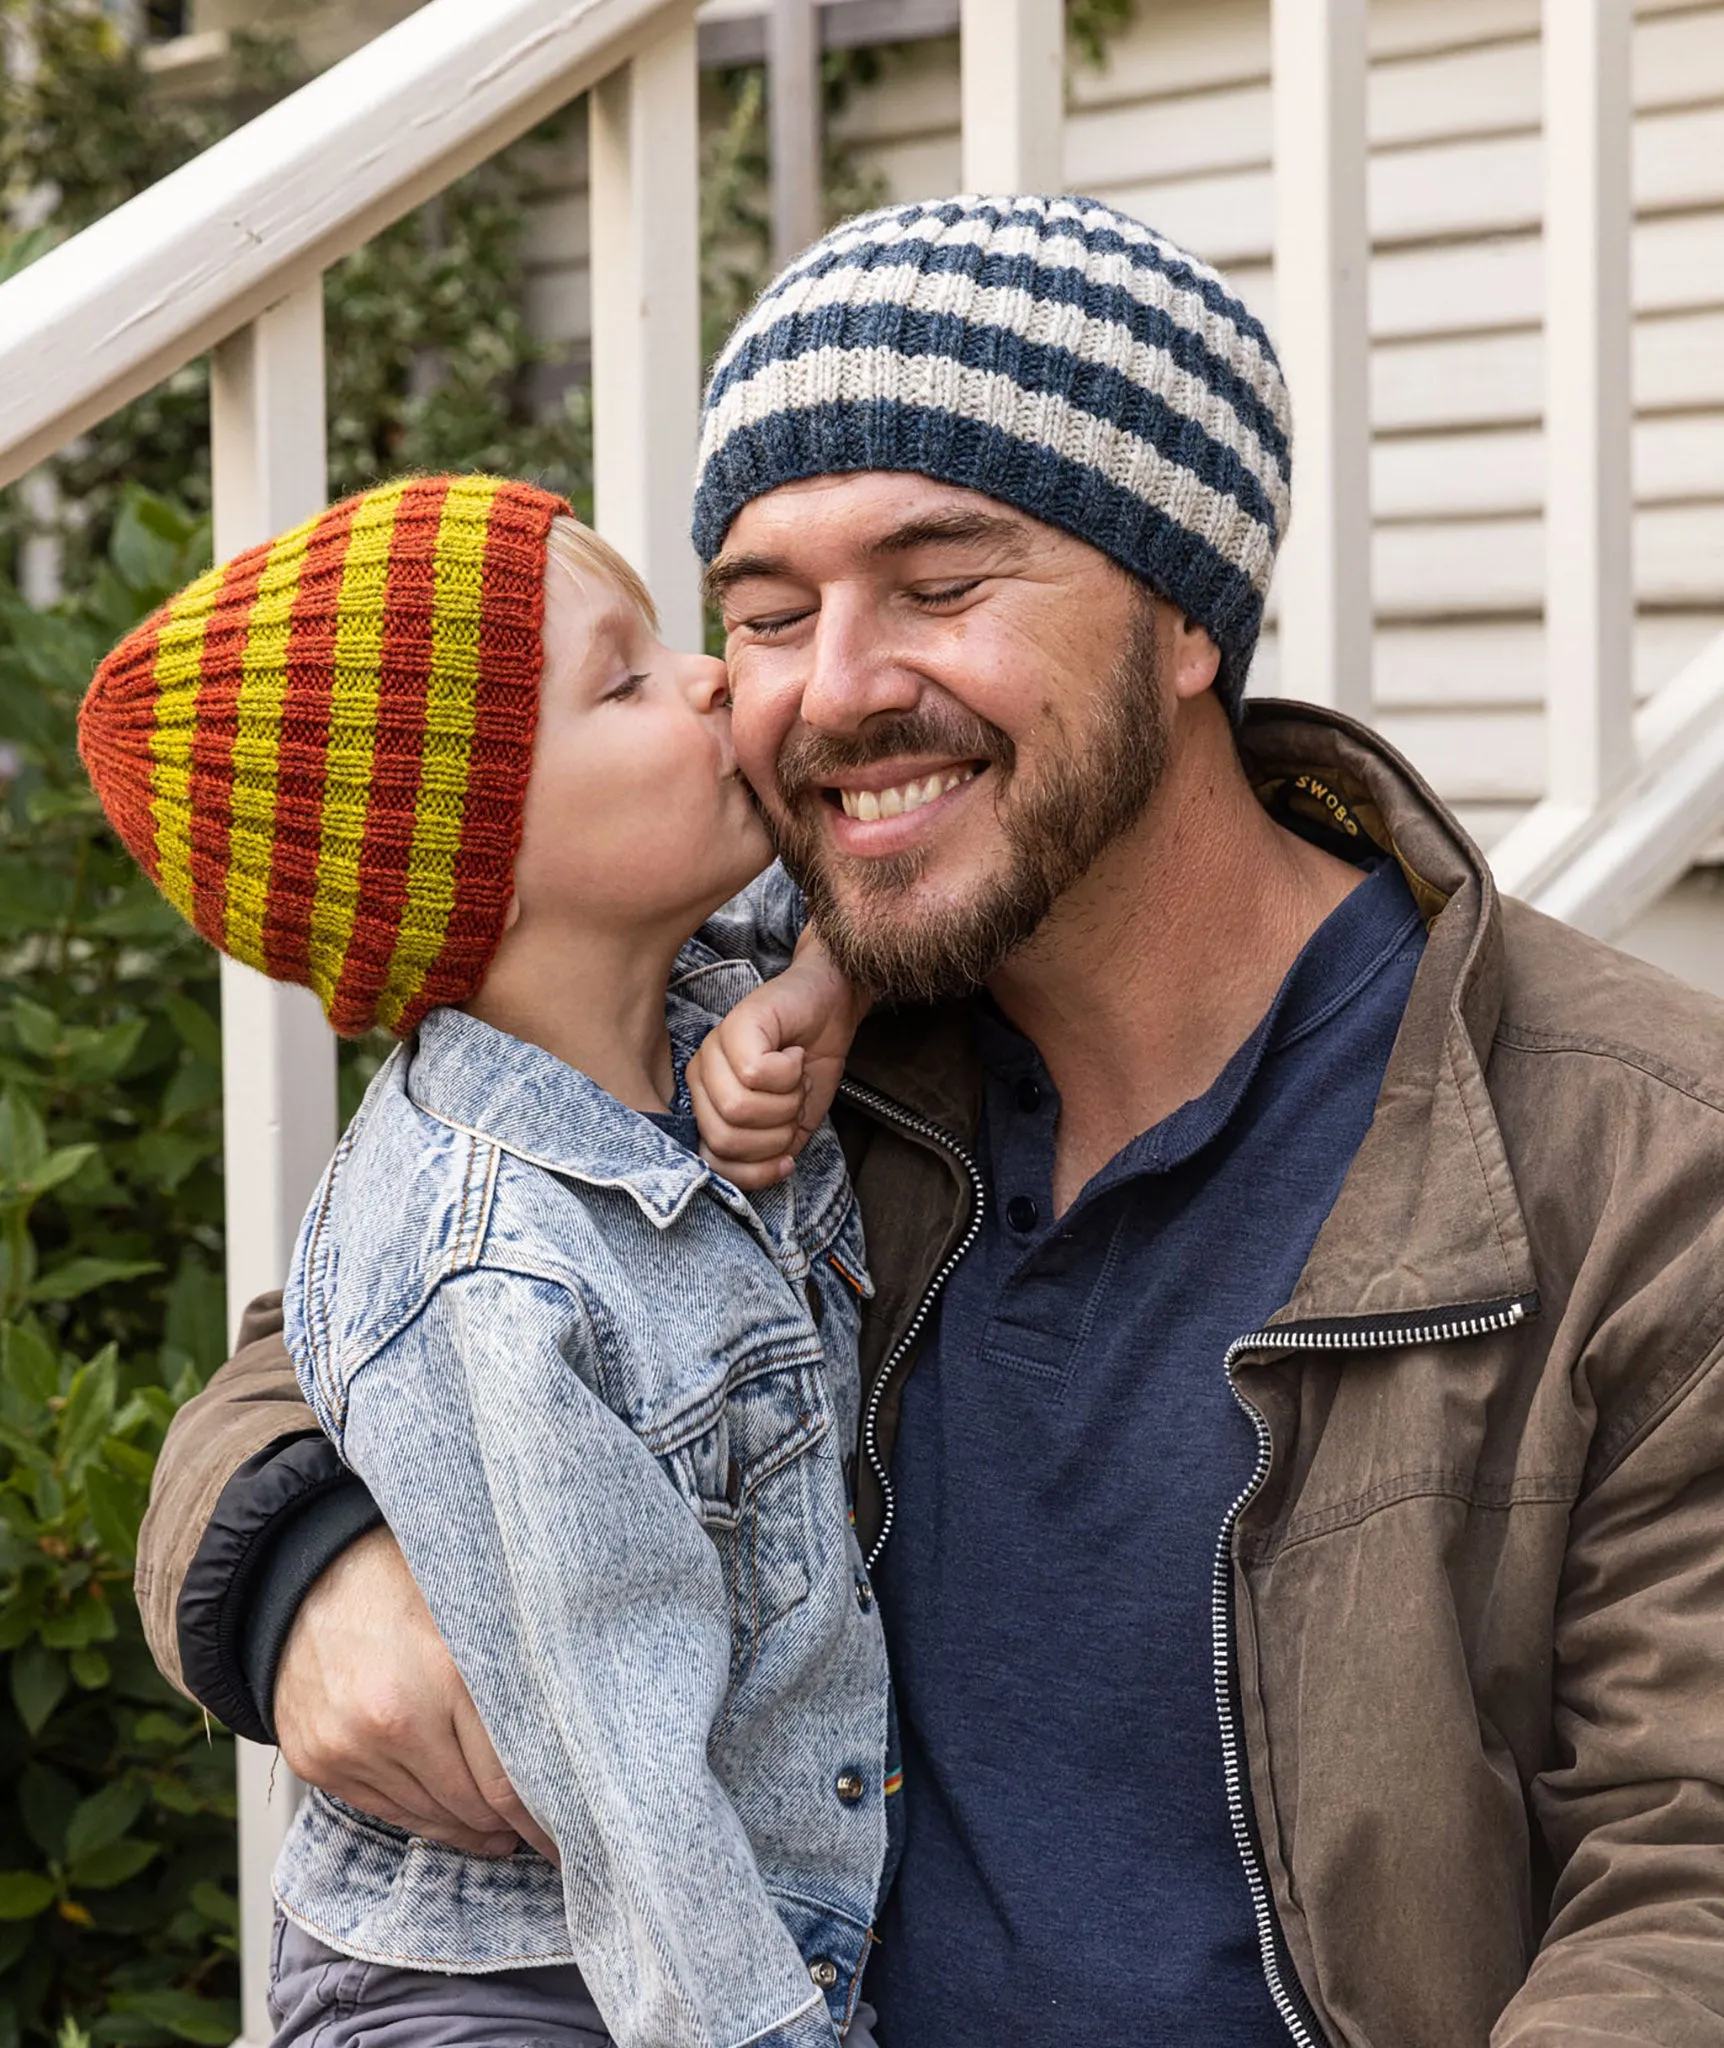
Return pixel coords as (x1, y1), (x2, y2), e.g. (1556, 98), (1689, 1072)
(406, 480), (557, 1024)
(184, 545), (274, 949)
(225, 516), (320, 968)
(147, 560), (236, 924)
(327, 476), (454, 1035)
(372, 475), (506, 1033)
(259, 494), (365, 990)
(302, 478), (417, 1013)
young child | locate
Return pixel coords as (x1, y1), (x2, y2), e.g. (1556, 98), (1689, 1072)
(79, 476), (895, 2048)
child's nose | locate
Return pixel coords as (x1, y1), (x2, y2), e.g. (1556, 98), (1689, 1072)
(685, 655), (731, 713)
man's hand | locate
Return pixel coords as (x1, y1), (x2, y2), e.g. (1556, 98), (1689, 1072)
(274, 1524), (555, 1862)
(687, 929), (869, 1190)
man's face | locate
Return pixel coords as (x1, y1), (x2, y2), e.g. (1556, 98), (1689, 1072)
(710, 473), (1177, 1001)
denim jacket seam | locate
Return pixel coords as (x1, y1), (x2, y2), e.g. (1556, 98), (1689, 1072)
(724, 1989), (829, 2048)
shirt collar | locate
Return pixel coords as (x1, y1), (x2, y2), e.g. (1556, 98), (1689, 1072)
(404, 1001), (723, 1229)
(975, 858), (1424, 1184)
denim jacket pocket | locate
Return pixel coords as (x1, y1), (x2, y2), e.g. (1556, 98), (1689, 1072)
(648, 1349), (828, 1660)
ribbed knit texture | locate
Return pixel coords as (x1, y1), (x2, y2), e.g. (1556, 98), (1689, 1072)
(78, 475), (568, 1038)
(692, 194), (1293, 712)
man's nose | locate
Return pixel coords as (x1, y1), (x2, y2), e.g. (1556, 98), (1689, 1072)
(798, 603), (923, 735)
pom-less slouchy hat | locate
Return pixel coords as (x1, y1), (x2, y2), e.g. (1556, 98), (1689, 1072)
(692, 194), (1293, 713)
(79, 474), (568, 1038)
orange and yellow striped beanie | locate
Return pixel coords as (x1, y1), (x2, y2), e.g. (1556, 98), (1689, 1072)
(78, 474), (569, 1038)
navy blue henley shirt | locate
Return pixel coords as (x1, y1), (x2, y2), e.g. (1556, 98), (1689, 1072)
(868, 857), (1426, 2045)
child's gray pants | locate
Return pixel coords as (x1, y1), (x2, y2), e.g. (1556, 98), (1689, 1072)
(269, 1912), (881, 2048)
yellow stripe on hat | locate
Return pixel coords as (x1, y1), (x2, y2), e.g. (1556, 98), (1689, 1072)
(373, 475), (503, 1033)
(223, 515), (318, 968)
(305, 479), (416, 1009)
(149, 562), (230, 921)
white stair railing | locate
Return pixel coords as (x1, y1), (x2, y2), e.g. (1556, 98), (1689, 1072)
(0, 4), (699, 2041)
(1492, 0), (1724, 939)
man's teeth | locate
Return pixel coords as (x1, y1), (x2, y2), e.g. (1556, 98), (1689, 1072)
(839, 769), (975, 822)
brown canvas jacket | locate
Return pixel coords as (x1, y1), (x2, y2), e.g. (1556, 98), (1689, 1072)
(138, 702), (1724, 2046)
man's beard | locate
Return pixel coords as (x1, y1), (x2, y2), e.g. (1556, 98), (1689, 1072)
(767, 596), (1169, 1004)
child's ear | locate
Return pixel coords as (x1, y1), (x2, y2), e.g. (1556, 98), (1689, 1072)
(502, 892), (522, 934)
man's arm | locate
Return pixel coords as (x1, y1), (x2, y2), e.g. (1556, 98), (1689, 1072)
(1493, 1332), (1724, 2045)
(138, 1293), (540, 1855)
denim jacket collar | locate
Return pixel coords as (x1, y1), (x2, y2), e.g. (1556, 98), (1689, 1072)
(404, 1000), (723, 1230)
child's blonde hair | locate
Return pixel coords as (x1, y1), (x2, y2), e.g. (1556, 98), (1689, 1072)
(545, 514), (658, 630)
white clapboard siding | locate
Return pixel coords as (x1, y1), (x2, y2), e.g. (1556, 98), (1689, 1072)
(1374, 415), (1724, 519)
(1254, 612), (1723, 706)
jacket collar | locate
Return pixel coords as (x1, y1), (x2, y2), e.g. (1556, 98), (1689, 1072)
(846, 700), (1538, 1325)
(404, 1003), (717, 1229)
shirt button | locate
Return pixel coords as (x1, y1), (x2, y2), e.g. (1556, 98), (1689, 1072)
(855, 1578), (874, 1612)
(1006, 1194), (1039, 1233)
(809, 1957), (839, 1989)
(804, 1275), (824, 1326)
(835, 1770), (865, 1804)
(1015, 1077), (1044, 1113)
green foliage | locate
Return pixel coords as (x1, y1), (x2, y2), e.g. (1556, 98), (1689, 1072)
(1, 5), (592, 586)
(0, 494), (240, 2046)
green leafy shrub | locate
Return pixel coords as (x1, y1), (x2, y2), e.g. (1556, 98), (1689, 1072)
(0, 493), (239, 2048)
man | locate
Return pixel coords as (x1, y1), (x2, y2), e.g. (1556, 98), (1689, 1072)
(138, 197), (1724, 2046)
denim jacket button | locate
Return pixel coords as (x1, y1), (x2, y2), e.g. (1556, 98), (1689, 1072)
(804, 1275), (824, 1325)
(855, 1578), (874, 1611)
(835, 1770), (865, 1804)
(808, 1958), (840, 1989)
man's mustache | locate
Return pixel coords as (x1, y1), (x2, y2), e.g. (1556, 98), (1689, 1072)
(774, 708), (1016, 807)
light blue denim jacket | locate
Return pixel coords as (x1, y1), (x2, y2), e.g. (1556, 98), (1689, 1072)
(276, 890), (894, 2048)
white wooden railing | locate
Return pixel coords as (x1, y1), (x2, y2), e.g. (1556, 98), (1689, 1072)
(1, 0), (1720, 2038)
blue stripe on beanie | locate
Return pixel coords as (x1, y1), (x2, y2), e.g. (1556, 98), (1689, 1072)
(693, 195), (1294, 716)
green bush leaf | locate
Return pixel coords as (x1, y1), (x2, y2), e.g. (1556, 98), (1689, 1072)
(0, 1870), (56, 1919)
(106, 1990), (236, 2047)
(186, 1882), (237, 1930)
(68, 1837), (158, 1891)
(64, 1017), (150, 1087)
(84, 1464), (141, 1562)
(65, 1781), (147, 1863)
(160, 993), (221, 1066)
(12, 1641), (68, 1734)
(1, 1319), (60, 1404)
(0, 1086), (49, 1184)
(30, 1257), (160, 1304)
(59, 1345), (118, 1464)
(70, 1645), (112, 1689)
(9, 997), (66, 1059)
(20, 1762), (80, 1860)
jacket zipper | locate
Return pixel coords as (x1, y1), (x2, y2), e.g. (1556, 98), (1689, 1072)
(1212, 1292), (1539, 2047)
(835, 1077), (987, 1571)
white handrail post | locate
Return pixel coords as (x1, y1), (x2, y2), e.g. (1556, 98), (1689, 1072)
(1270, 0), (1372, 716)
(769, 0), (822, 268)
(209, 281), (338, 2048)
(589, 8), (703, 651)
(1542, 0), (1634, 810)
(960, 0), (1063, 194)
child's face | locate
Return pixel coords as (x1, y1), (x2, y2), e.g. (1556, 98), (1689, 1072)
(508, 564), (772, 941)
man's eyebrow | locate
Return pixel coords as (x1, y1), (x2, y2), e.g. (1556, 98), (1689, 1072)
(703, 510), (1033, 608)
(702, 552), (791, 607)
(865, 510), (1030, 560)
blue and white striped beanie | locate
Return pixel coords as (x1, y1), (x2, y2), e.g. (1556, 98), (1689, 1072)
(692, 195), (1293, 714)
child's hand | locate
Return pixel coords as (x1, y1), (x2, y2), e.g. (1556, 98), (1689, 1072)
(687, 931), (867, 1190)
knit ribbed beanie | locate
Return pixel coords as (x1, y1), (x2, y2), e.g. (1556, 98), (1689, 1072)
(79, 474), (568, 1038)
(692, 194), (1293, 713)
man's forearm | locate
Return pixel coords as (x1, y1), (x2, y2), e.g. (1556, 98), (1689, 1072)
(137, 1290), (379, 1738)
